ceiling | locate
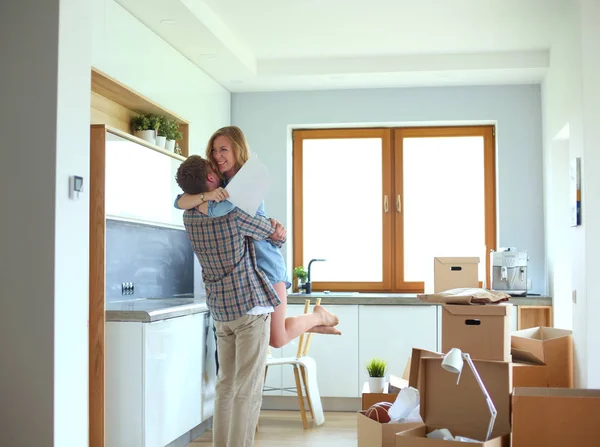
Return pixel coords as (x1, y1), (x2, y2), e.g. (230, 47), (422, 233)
(115, 0), (567, 92)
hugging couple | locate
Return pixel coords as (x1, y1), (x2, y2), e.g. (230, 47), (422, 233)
(175, 125), (341, 447)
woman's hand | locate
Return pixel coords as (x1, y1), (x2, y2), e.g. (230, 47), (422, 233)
(269, 219), (286, 241)
(203, 187), (229, 203)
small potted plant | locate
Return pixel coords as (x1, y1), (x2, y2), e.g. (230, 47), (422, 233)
(293, 266), (308, 292)
(366, 358), (387, 393)
(131, 113), (160, 145)
(155, 115), (169, 149)
(164, 119), (183, 152)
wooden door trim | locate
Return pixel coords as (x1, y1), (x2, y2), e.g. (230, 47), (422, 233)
(89, 124), (106, 447)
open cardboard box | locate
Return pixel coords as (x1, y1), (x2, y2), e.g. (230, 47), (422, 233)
(357, 413), (422, 447)
(395, 349), (512, 447)
(442, 304), (512, 362)
(511, 327), (573, 387)
(362, 374), (409, 410)
(512, 387), (600, 447)
(358, 360), (415, 446)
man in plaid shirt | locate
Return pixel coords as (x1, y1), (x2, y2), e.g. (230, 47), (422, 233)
(176, 155), (285, 447)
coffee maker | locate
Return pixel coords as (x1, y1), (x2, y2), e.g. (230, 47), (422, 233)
(490, 248), (528, 296)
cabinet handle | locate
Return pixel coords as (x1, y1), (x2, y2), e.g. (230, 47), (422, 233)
(396, 195), (402, 213)
(384, 195), (389, 213)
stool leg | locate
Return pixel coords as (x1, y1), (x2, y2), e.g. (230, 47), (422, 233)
(300, 365), (315, 421)
(293, 365), (309, 429)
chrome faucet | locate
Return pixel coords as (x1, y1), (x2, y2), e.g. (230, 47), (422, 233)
(299, 258), (326, 294)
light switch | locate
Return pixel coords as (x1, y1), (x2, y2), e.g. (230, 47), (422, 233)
(69, 175), (84, 200)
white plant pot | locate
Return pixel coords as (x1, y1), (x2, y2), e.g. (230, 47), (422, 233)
(165, 139), (176, 152)
(155, 135), (167, 149)
(368, 376), (385, 393)
(134, 130), (156, 145)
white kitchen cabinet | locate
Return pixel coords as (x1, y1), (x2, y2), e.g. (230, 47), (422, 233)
(106, 313), (205, 447)
(359, 305), (437, 395)
(279, 304), (360, 398)
(104, 132), (183, 227)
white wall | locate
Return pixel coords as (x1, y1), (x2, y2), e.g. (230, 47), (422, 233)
(579, 0), (600, 388)
(91, 0), (231, 298)
(542, 0), (600, 387)
(232, 85), (545, 293)
(91, 0), (231, 153)
(0, 0), (91, 444)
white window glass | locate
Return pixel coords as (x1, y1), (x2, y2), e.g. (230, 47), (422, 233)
(302, 138), (383, 282)
(403, 136), (486, 282)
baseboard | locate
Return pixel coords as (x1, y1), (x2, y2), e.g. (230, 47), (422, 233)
(165, 417), (213, 447)
(261, 396), (361, 412)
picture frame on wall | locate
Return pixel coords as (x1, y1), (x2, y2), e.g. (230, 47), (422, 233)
(570, 157), (581, 227)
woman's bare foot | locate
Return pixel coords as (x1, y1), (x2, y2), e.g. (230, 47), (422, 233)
(308, 325), (342, 335)
(313, 305), (339, 327)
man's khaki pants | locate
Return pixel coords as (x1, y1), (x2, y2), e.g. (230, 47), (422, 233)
(213, 313), (270, 447)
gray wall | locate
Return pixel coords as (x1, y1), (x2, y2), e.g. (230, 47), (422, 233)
(0, 0), (91, 444)
(232, 84), (545, 293)
(105, 219), (194, 302)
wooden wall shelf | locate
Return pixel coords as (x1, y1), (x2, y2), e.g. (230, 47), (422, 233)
(90, 67), (190, 157)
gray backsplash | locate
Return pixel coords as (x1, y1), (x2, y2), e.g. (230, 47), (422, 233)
(106, 219), (194, 303)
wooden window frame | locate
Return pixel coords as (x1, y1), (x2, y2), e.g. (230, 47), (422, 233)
(293, 128), (393, 291)
(292, 125), (496, 293)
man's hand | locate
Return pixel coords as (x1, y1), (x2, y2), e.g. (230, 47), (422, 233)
(203, 187), (229, 203)
(269, 218), (286, 242)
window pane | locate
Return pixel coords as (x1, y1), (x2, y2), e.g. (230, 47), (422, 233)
(403, 136), (486, 282)
(302, 138), (383, 282)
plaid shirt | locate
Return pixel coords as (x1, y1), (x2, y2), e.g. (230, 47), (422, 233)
(183, 207), (284, 322)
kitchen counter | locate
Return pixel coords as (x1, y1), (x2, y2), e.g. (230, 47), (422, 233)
(287, 292), (552, 306)
(106, 298), (209, 322)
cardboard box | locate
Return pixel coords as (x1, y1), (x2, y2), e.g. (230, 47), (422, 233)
(362, 375), (409, 410)
(512, 362), (549, 388)
(442, 304), (512, 361)
(357, 412), (422, 447)
(512, 387), (600, 447)
(426, 257), (480, 293)
(511, 327), (573, 387)
(396, 425), (508, 447)
(396, 351), (512, 446)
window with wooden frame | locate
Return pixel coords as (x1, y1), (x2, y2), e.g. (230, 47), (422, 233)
(292, 126), (496, 293)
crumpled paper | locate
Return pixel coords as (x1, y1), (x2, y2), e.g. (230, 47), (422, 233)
(427, 428), (479, 443)
(388, 386), (423, 423)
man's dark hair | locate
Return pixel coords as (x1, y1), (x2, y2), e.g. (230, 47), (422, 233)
(175, 155), (211, 194)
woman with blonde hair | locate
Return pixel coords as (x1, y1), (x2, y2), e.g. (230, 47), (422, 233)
(176, 126), (340, 348)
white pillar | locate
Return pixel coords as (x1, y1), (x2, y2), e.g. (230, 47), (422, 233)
(0, 0), (92, 444)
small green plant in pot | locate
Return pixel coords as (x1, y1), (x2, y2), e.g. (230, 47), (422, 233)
(164, 119), (183, 152)
(131, 114), (159, 145)
(155, 115), (169, 149)
(366, 358), (387, 393)
(293, 266), (308, 292)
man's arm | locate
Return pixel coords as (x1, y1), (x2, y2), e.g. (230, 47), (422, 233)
(174, 189), (230, 210)
(235, 210), (286, 248)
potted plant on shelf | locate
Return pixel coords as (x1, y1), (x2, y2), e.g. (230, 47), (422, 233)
(131, 113), (160, 145)
(164, 119), (183, 152)
(366, 358), (387, 393)
(155, 115), (169, 149)
(293, 266), (308, 293)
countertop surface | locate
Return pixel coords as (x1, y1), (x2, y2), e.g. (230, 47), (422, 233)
(106, 298), (209, 322)
(286, 292), (552, 306)
(105, 292), (552, 323)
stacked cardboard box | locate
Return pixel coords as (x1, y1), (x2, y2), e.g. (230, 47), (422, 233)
(357, 259), (581, 446)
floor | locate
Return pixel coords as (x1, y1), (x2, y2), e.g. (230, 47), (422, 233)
(188, 410), (357, 446)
